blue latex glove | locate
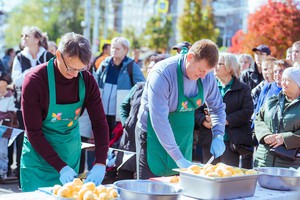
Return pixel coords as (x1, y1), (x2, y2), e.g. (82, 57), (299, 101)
(210, 134), (225, 158)
(84, 164), (106, 186)
(59, 166), (77, 184)
(175, 157), (192, 168)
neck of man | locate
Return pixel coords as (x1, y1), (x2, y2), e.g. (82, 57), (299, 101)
(256, 63), (262, 74)
(113, 57), (124, 66)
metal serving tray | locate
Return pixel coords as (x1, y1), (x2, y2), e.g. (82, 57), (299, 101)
(173, 169), (259, 200)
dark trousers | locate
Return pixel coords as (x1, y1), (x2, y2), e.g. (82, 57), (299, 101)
(79, 137), (88, 173)
(106, 115), (116, 140)
(117, 169), (135, 180)
(135, 127), (156, 179)
(8, 110), (25, 179)
(7, 111), (24, 184)
(79, 137), (95, 173)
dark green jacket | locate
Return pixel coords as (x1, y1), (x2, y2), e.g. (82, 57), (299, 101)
(254, 91), (300, 168)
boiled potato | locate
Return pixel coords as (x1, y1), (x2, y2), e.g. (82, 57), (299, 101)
(53, 184), (62, 195)
(188, 164), (202, 174)
(99, 192), (110, 200)
(182, 162), (257, 178)
(109, 189), (119, 199)
(57, 186), (71, 198)
(53, 180), (118, 199)
(73, 178), (83, 186)
(83, 182), (96, 191)
(64, 182), (76, 193)
(95, 185), (107, 195)
(206, 172), (221, 178)
(83, 190), (95, 200)
(78, 187), (89, 199)
(245, 169), (258, 175)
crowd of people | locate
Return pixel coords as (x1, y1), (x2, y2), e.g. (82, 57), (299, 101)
(0, 25), (299, 192)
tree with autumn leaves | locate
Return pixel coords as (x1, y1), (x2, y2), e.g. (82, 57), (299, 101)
(229, 0), (300, 58)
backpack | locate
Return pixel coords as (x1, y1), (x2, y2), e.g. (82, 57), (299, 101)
(14, 51), (54, 109)
(17, 51), (54, 72)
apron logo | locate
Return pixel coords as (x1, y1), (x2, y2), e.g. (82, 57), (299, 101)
(50, 108), (81, 127)
(51, 113), (62, 122)
(181, 101), (188, 110)
(197, 99), (202, 107)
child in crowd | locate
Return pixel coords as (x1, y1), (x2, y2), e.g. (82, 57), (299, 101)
(0, 72), (16, 179)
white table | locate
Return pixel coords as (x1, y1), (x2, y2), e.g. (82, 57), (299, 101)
(181, 184), (300, 200)
(0, 185), (299, 200)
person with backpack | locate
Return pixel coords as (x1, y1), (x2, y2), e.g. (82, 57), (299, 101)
(10, 26), (54, 184)
(94, 37), (145, 140)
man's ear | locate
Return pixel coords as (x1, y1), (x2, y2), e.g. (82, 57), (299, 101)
(55, 50), (60, 58)
(186, 52), (194, 62)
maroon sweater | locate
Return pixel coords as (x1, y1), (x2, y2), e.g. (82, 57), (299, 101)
(22, 60), (109, 172)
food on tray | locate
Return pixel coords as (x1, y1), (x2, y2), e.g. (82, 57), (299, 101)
(245, 169), (257, 175)
(53, 178), (118, 200)
(170, 175), (180, 183)
(185, 163), (257, 178)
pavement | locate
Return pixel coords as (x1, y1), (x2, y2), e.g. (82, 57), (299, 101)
(0, 170), (20, 194)
(0, 144), (20, 194)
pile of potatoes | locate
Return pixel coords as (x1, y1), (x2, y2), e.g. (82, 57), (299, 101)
(52, 178), (118, 200)
(169, 175), (180, 183)
(184, 163), (257, 178)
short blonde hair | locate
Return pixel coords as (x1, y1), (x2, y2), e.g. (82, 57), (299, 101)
(111, 37), (130, 52)
(219, 53), (240, 78)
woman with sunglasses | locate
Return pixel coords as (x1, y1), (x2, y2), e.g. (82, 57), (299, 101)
(19, 33), (109, 192)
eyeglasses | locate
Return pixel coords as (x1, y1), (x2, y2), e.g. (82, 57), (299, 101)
(60, 53), (86, 73)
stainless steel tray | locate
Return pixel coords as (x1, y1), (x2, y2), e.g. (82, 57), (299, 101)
(256, 167), (300, 191)
(173, 169), (259, 200)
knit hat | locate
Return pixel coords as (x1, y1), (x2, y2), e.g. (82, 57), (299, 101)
(282, 67), (300, 88)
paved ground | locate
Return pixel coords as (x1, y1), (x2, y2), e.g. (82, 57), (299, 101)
(0, 144), (20, 194)
(0, 179), (20, 194)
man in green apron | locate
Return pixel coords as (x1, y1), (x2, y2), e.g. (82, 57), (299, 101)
(136, 39), (226, 179)
(20, 32), (109, 191)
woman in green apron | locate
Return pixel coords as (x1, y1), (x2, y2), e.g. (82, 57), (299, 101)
(135, 39), (226, 179)
(20, 33), (109, 192)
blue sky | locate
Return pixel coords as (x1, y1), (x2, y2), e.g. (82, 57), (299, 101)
(2, 0), (21, 12)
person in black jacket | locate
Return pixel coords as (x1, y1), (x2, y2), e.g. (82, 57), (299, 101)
(240, 44), (271, 90)
(197, 53), (254, 168)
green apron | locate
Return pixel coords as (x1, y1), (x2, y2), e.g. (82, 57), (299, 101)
(20, 58), (85, 192)
(147, 56), (204, 176)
